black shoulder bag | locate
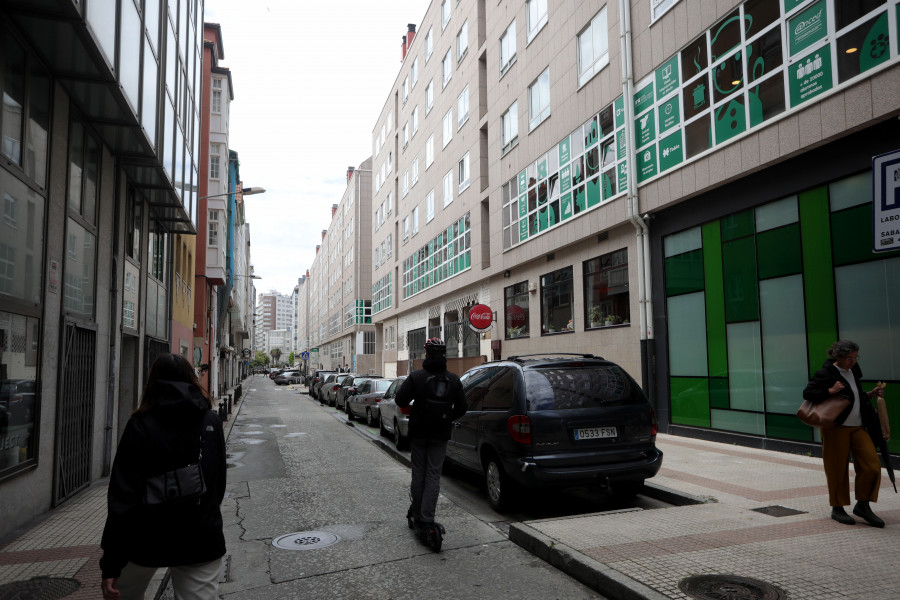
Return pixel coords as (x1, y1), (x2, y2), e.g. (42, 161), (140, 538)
(143, 415), (208, 505)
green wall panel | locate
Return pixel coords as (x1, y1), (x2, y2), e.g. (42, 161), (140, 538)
(799, 186), (837, 378)
(766, 413), (815, 442)
(721, 209), (754, 241)
(702, 222), (728, 377)
(711, 409), (765, 435)
(832, 204), (900, 266)
(709, 377), (730, 408)
(665, 249), (705, 296)
(757, 224), (802, 279)
(670, 377), (711, 427)
(722, 237), (759, 322)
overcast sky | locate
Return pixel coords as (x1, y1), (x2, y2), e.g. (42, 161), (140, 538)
(203, 0), (428, 297)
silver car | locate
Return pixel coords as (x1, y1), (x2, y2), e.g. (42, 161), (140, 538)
(347, 378), (395, 426)
(377, 376), (409, 450)
(323, 373), (355, 407)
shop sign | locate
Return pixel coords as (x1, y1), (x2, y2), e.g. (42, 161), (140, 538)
(617, 129), (627, 160)
(468, 304), (494, 332)
(614, 97), (625, 128)
(789, 44), (833, 107)
(505, 304), (526, 328)
(783, 0), (807, 13)
(656, 56), (680, 99)
(659, 130), (684, 173)
(659, 96), (681, 134)
(873, 149), (900, 252)
(634, 82), (655, 114)
(637, 146), (658, 183)
(788, 0), (827, 56)
(560, 191), (573, 221)
(636, 109), (656, 148)
(519, 218), (529, 242)
(518, 169), (528, 195)
(558, 136), (570, 166)
(617, 162), (628, 193)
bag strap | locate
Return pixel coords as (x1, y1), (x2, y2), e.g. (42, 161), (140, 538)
(196, 411), (209, 462)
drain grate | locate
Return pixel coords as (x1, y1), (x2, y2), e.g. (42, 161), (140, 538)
(272, 531), (341, 551)
(679, 575), (788, 600)
(0, 576), (81, 600)
(751, 505), (806, 517)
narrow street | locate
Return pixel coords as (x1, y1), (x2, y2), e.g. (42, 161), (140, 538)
(210, 375), (608, 600)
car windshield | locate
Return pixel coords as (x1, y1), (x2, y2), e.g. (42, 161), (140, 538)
(524, 365), (645, 411)
(374, 379), (393, 392)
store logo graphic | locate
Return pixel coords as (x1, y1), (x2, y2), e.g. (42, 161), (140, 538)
(693, 83), (707, 109)
(643, 150), (652, 162)
(665, 103), (673, 115)
(640, 114), (650, 129)
(794, 9), (823, 37)
(662, 64), (672, 79)
(796, 54), (823, 78)
(662, 143), (681, 158)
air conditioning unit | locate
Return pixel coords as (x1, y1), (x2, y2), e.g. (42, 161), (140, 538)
(528, 281), (537, 293)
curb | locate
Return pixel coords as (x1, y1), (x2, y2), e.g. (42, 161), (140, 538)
(507, 522), (671, 600)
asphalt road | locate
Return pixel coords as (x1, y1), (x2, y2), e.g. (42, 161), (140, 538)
(204, 375), (609, 600)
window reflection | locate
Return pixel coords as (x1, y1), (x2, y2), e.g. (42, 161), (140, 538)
(0, 311), (38, 471)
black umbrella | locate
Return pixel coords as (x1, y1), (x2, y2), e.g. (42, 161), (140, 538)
(867, 392), (896, 493)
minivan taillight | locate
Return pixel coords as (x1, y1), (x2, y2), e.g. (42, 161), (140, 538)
(507, 415), (532, 444)
(650, 407), (658, 437)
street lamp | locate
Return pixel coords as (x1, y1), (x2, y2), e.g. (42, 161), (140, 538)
(234, 274), (262, 279)
(199, 187), (266, 201)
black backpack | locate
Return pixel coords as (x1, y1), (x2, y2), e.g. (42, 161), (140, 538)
(419, 373), (453, 425)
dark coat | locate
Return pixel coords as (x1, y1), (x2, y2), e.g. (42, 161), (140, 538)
(803, 360), (878, 428)
(100, 381), (226, 579)
(396, 355), (467, 440)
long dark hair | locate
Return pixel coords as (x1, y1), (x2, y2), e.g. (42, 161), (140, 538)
(134, 353), (214, 414)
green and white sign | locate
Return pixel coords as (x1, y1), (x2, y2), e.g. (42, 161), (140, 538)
(659, 95), (681, 134)
(637, 146), (658, 183)
(519, 194), (528, 218)
(636, 109), (656, 148)
(634, 83), (655, 114)
(659, 130), (684, 172)
(559, 136), (570, 166)
(783, 0), (807, 14)
(788, 0), (827, 56)
(656, 56), (680, 99)
(560, 164), (571, 194)
(789, 44), (833, 107)
(617, 161), (628, 193)
(617, 129), (626, 160)
(537, 157), (548, 181)
(614, 97), (625, 128)
(560, 191), (573, 221)
(518, 170), (528, 194)
(519, 218), (529, 242)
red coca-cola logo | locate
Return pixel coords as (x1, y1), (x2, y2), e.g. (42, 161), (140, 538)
(506, 305), (526, 328)
(468, 304), (493, 330)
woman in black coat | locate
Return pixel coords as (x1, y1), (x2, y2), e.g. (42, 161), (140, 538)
(803, 340), (885, 527)
(100, 354), (227, 600)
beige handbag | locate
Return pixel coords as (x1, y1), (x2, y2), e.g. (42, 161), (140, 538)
(797, 394), (850, 429)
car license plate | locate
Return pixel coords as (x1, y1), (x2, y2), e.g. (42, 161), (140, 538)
(573, 426), (617, 440)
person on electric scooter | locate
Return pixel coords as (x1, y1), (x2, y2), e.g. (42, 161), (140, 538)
(395, 337), (467, 546)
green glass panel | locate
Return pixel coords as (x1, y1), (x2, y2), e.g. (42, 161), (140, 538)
(670, 377), (711, 427)
(766, 413), (815, 442)
(665, 249), (705, 296)
(721, 209), (754, 241)
(757, 224), (802, 279)
(722, 237), (759, 322)
(711, 409), (765, 435)
(668, 293), (709, 377)
(799, 186), (837, 377)
(832, 204), (900, 266)
(586, 177), (601, 207)
(702, 222), (728, 377)
(709, 377), (729, 408)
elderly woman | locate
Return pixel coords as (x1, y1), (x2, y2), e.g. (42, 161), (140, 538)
(803, 340), (885, 527)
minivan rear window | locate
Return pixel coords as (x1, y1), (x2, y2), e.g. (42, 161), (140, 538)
(524, 365), (646, 410)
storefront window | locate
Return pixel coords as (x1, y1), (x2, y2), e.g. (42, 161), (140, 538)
(540, 266), (573, 334)
(584, 249), (629, 328)
(504, 282), (530, 339)
(0, 311), (39, 472)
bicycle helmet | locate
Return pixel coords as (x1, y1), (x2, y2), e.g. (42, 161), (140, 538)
(424, 337), (446, 353)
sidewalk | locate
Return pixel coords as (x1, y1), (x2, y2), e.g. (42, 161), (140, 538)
(2, 381), (897, 599)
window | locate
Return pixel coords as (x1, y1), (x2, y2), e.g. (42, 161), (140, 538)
(386, 151), (392, 174)
(403, 122), (409, 148)
(540, 266), (573, 334)
(412, 106), (419, 136)
(526, 0), (548, 43)
(504, 282), (530, 338)
(425, 80), (434, 113)
(425, 27), (434, 61)
(426, 189), (435, 222)
(441, 0), (451, 30)
(426, 135), (435, 168)
(442, 49), (453, 87)
(443, 170), (453, 206)
(375, 246), (380, 267)
(442, 109), (453, 147)
(386, 233), (392, 257)
(577, 8), (609, 87)
(457, 21), (468, 61)
(403, 216), (410, 242)
(411, 57), (419, 87)
(529, 68), (551, 130)
(458, 153), (470, 193)
(411, 157), (419, 186)
(209, 144), (220, 179)
(212, 78), (222, 113)
(387, 191), (393, 215)
(364, 331), (375, 355)
(208, 210), (219, 246)
(584, 249), (629, 327)
(501, 101), (519, 152)
(412, 206), (419, 235)
(500, 20), (517, 75)
(402, 75), (409, 103)
(402, 170), (409, 197)
(3, 195), (16, 228)
(457, 86), (469, 129)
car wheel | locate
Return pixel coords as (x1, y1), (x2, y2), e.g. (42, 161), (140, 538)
(346, 402), (353, 418)
(379, 416), (388, 437)
(484, 453), (515, 511)
(394, 420), (408, 451)
(366, 409), (376, 427)
(612, 479), (644, 500)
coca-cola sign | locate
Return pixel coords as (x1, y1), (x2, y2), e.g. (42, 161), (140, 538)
(468, 304), (494, 332)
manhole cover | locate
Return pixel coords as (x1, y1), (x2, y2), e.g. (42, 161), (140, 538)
(272, 531), (340, 551)
(0, 576), (81, 599)
(679, 575), (787, 600)
(750, 505), (806, 517)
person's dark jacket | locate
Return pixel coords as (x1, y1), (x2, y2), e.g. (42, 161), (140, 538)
(803, 359), (878, 428)
(100, 381), (227, 579)
(396, 354), (467, 440)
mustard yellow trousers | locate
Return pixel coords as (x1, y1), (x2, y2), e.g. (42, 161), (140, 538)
(821, 425), (881, 507)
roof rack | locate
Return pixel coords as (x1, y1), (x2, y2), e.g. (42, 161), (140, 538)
(507, 353), (601, 361)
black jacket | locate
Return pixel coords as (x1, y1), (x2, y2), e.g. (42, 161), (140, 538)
(803, 360), (878, 429)
(396, 355), (467, 440)
(100, 381), (227, 578)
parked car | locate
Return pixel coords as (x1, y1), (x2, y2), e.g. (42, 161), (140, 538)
(377, 376), (409, 450)
(309, 370), (336, 399)
(446, 354), (662, 510)
(273, 370), (303, 385)
(347, 378), (396, 426)
(335, 375), (383, 411)
(0, 378), (37, 426)
(269, 369), (286, 380)
(323, 373), (356, 407)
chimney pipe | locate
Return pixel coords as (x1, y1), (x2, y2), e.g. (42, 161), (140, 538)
(347, 166), (355, 183)
(401, 34), (407, 62)
(331, 204), (338, 218)
(406, 23), (416, 50)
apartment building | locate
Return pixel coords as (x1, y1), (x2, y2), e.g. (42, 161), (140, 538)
(364, 0), (900, 453)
